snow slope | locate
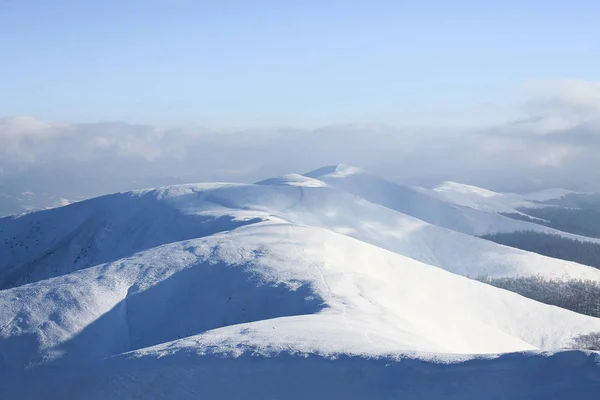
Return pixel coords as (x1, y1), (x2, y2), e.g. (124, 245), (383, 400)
(3, 174), (600, 290)
(0, 188), (263, 288)
(3, 168), (600, 398)
(418, 181), (574, 215)
(3, 223), (600, 394)
(305, 165), (600, 243)
(421, 181), (542, 214)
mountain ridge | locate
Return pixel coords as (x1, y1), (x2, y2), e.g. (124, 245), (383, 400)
(2, 165), (600, 398)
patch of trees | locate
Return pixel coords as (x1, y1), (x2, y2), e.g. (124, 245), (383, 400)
(477, 274), (600, 350)
(480, 231), (600, 269)
(544, 193), (600, 212)
(570, 332), (600, 351)
(475, 275), (600, 318)
(502, 207), (600, 239)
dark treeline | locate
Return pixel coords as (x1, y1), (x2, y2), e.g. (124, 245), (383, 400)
(480, 231), (600, 269)
(476, 275), (600, 318)
(503, 207), (600, 239)
(570, 332), (600, 351)
(479, 230), (600, 350)
(543, 193), (600, 212)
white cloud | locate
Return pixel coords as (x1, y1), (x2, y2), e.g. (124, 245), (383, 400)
(2, 80), (600, 202)
(526, 79), (600, 112)
(484, 79), (600, 171)
(518, 80), (600, 134)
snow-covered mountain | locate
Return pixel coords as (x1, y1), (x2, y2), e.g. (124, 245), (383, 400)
(304, 165), (597, 241)
(4, 174), (600, 288)
(423, 181), (576, 213)
(2, 166), (600, 399)
(418, 181), (545, 214)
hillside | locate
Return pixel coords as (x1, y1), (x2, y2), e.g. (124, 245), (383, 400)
(3, 223), (600, 395)
(419, 181), (573, 214)
(4, 174), (600, 289)
(420, 181), (542, 214)
(2, 168), (600, 398)
(304, 165), (595, 241)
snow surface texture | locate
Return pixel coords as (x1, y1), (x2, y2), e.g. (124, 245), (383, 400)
(2, 165), (600, 399)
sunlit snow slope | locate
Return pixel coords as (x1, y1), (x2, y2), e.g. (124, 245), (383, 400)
(419, 181), (543, 214)
(2, 166), (600, 399)
(3, 173), (600, 288)
(305, 165), (598, 243)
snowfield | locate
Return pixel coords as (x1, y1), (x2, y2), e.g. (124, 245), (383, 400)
(306, 165), (598, 243)
(418, 181), (576, 214)
(419, 181), (544, 214)
(1, 165), (600, 399)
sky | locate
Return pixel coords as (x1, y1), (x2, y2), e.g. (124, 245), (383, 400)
(1, 0), (599, 128)
(2, 1), (600, 215)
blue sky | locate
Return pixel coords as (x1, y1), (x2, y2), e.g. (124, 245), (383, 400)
(1, 0), (598, 128)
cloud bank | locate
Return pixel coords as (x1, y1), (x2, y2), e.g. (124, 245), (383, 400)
(2, 79), (600, 214)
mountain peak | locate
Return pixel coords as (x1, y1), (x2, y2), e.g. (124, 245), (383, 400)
(433, 181), (500, 198)
(304, 164), (365, 179)
(255, 173), (328, 188)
